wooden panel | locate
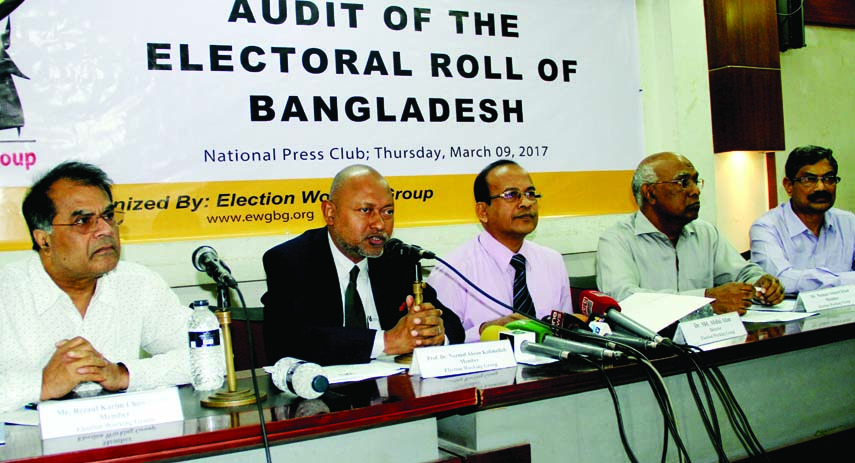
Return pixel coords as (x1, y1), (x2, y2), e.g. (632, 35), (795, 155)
(708, 67), (786, 153)
(805, 0), (855, 28)
(766, 152), (778, 209)
(704, 0), (781, 69)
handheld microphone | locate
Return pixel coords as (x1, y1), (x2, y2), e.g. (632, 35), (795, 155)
(384, 238), (436, 260)
(579, 290), (666, 344)
(520, 340), (570, 360)
(192, 245), (238, 288)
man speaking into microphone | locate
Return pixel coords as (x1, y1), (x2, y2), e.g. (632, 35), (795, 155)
(427, 160), (572, 342)
(261, 165), (464, 366)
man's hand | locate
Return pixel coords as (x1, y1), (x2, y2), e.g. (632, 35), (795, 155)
(478, 313), (529, 335)
(40, 337), (129, 401)
(705, 283), (755, 315)
(384, 296), (446, 355)
(754, 274), (785, 306)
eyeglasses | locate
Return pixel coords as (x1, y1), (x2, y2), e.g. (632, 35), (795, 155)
(52, 209), (125, 234)
(488, 189), (542, 203)
(791, 174), (841, 187)
(649, 177), (704, 190)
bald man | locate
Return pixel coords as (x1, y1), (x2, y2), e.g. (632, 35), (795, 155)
(262, 165), (464, 366)
(596, 152), (784, 314)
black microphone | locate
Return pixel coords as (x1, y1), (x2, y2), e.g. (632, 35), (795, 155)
(579, 290), (666, 344)
(192, 245), (238, 288)
(384, 238), (436, 260)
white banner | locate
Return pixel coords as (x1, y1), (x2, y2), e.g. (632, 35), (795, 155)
(1, 0), (642, 185)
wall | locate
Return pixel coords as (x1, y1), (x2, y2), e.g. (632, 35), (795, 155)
(0, 0), (719, 306)
(778, 25), (855, 211)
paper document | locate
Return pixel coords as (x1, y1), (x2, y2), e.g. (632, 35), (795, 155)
(741, 309), (815, 323)
(746, 299), (797, 312)
(619, 292), (713, 333)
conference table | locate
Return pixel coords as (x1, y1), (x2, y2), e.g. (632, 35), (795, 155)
(2, 307), (854, 463)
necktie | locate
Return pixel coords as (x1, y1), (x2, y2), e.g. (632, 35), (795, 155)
(344, 265), (366, 329)
(510, 254), (536, 317)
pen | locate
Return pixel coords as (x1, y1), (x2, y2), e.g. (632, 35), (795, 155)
(24, 403), (38, 410)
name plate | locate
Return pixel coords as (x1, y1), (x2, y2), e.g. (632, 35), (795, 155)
(675, 312), (747, 347)
(39, 387), (183, 440)
(796, 285), (855, 312)
(409, 341), (517, 378)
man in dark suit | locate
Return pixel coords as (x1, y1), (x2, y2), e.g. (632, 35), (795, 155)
(262, 165), (464, 366)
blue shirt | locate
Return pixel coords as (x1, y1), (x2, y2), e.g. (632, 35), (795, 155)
(750, 201), (855, 293)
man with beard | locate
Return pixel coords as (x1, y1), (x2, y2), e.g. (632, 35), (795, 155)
(750, 145), (854, 293)
(427, 160), (571, 342)
(0, 162), (191, 413)
(597, 152), (784, 314)
(262, 165), (464, 366)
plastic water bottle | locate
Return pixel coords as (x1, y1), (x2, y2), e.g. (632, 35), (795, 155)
(187, 300), (226, 391)
(270, 358), (329, 399)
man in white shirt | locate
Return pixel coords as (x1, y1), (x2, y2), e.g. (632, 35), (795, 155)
(0, 161), (191, 412)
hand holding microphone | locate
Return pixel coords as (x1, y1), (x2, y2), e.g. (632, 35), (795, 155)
(384, 296), (446, 355)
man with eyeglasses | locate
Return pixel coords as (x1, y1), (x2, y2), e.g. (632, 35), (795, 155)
(262, 165), (464, 366)
(0, 161), (191, 412)
(427, 160), (572, 342)
(750, 145), (855, 293)
(597, 152), (784, 315)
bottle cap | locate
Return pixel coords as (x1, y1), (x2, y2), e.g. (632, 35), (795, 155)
(311, 375), (329, 394)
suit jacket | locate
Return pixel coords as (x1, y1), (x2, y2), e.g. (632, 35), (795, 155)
(262, 227), (464, 366)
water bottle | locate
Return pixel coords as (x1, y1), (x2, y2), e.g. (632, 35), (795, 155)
(187, 300), (226, 391)
(270, 357), (329, 399)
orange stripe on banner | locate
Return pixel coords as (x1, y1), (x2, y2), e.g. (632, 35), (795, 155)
(0, 171), (635, 251)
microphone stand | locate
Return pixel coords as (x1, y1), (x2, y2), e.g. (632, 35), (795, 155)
(200, 281), (267, 408)
(412, 260), (425, 305)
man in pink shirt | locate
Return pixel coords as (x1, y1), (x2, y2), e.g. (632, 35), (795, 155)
(427, 160), (572, 342)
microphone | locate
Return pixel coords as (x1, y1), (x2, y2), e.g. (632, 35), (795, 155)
(480, 325), (511, 342)
(192, 246), (238, 288)
(384, 238), (436, 260)
(508, 318), (623, 360)
(520, 341), (570, 360)
(579, 290), (666, 344)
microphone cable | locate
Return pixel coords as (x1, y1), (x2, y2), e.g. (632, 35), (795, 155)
(434, 255), (517, 313)
(234, 287), (272, 463)
(551, 325), (692, 463)
(670, 343), (769, 462)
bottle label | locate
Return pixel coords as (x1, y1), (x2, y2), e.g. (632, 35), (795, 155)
(188, 329), (221, 349)
(285, 360), (307, 393)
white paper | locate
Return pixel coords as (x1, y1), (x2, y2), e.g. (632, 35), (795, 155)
(1, 409), (39, 426)
(747, 299), (798, 312)
(410, 341), (517, 378)
(619, 292), (714, 333)
(740, 310), (815, 323)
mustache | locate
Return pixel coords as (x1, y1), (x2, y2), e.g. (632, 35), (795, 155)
(807, 191), (833, 202)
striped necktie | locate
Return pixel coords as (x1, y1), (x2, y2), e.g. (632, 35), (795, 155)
(510, 254), (536, 317)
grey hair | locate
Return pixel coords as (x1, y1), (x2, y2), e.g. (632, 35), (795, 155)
(631, 162), (659, 207)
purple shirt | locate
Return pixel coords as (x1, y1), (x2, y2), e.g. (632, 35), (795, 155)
(750, 201), (855, 293)
(427, 230), (572, 342)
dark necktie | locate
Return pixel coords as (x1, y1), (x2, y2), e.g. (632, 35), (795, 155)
(344, 265), (366, 329)
(510, 254), (536, 317)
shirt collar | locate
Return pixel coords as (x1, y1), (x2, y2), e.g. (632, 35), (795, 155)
(27, 253), (114, 316)
(783, 200), (833, 238)
(327, 231), (369, 281)
(632, 211), (697, 239)
(477, 230), (530, 272)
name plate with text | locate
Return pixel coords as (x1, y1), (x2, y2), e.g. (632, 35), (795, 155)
(39, 387), (183, 440)
(796, 285), (855, 312)
(675, 312), (747, 347)
(409, 341), (517, 378)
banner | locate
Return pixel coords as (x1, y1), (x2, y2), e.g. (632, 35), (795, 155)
(0, 0), (643, 250)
